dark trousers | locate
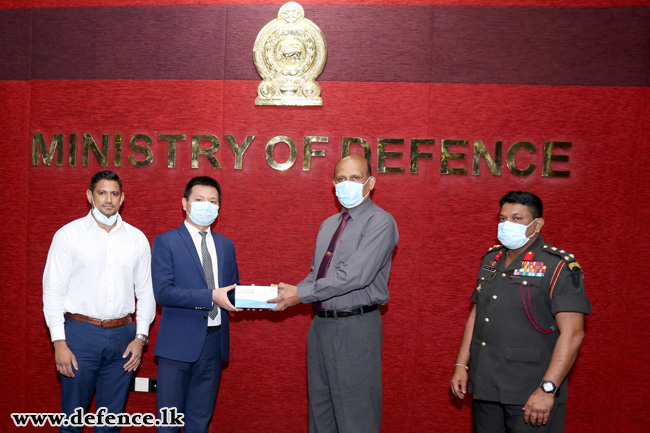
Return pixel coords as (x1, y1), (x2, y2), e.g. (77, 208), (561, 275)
(473, 399), (566, 433)
(307, 309), (383, 433)
(156, 327), (223, 433)
(60, 317), (135, 433)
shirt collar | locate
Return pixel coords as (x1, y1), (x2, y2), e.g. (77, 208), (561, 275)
(343, 197), (373, 221)
(184, 220), (210, 238)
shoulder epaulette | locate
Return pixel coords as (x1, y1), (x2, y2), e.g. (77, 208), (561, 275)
(541, 243), (581, 270)
(483, 244), (504, 257)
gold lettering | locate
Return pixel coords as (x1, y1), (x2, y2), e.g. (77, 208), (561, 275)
(114, 134), (122, 167)
(83, 134), (108, 167)
(159, 134), (186, 169)
(69, 134), (77, 167)
(410, 139), (434, 174)
(266, 136), (297, 171)
(192, 135), (221, 169)
(472, 141), (502, 176)
(506, 142), (536, 176)
(440, 139), (468, 175)
(128, 134), (154, 167)
(32, 133), (64, 166)
(303, 136), (327, 171)
(543, 141), (571, 177)
(342, 137), (371, 161)
(226, 135), (254, 170)
(377, 138), (404, 173)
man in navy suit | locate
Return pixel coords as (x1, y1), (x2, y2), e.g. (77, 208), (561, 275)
(152, 176), (240, 433)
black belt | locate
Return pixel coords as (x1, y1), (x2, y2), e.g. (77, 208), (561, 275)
(207, 325), (221, 334)
(317, 305), (378, 318)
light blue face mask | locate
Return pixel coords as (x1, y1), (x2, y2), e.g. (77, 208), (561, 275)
(497, 219), (537, 250)
(334, 177), (370, 209)
(91, 197), (119, 226)
(187, 201), (219, 227)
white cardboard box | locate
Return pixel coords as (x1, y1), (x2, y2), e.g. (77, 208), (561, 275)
(234, 285), (278, 309)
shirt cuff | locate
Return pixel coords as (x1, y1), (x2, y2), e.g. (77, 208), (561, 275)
(296, 282), (315, 304)
(135, 322), (150, 336)
(49, 325), (66, 342)
(551, 295), (591, 316)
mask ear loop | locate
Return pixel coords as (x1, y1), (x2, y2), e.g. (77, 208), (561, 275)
(526, 218), (538, 242)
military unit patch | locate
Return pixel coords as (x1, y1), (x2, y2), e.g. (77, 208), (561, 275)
(568, 262), (581, 271)
(514, 261), (546, 277)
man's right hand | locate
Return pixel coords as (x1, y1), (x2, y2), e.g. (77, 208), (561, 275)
(450, 365), (469, 399)
(53, 340), (78, 378)
(212, 284), (241, 312)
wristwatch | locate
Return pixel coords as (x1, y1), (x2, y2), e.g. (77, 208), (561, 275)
(136, 334), (149, 345)
(539, 380), (558, 394)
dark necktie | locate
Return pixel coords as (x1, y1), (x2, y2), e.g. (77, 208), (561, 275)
(313, 212), (351, 312)
(199, 232), (219, 320)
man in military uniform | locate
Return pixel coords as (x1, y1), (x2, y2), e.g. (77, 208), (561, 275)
(450, 191), (590, 433)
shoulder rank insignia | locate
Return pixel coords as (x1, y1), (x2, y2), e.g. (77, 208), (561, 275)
(542, 244), (576, 262)
(484, 244), (504, 257)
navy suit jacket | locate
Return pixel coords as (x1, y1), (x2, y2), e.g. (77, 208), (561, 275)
(152, 223), (239, 363)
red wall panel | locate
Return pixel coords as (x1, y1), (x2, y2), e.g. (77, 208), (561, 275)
(1, 1), (649, 432)
(0, 81), (30, 433)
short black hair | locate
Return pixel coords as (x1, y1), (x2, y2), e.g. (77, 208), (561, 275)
(334, 156), (372, 178)
(500, 191), (543, 218)
(184, 176), (221, 203)
(90, 170), (122, 193)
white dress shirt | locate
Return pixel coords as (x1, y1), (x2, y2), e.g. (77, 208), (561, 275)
(183, 220), (221, 326)
(43, 211), (156, 342)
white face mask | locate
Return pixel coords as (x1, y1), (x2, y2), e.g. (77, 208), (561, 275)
(187, 201), (219, 227)
(497, 219), (537, 250)
(334, 178), (370, 209)
(91, 197), (118, 226)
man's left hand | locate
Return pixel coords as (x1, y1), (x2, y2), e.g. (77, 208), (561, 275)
(269, 283), (300, 311)
(122, 338), (143, 371)
(523, 388), (555, 426)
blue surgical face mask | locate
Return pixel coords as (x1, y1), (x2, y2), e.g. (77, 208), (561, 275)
(91, 197), (119, 226)
(334, 178), (371, 209)
(497, 219), (537, 250)
(187, 201), (219, 227)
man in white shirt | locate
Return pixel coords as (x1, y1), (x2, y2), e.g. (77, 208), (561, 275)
(43, 170), (155, 433)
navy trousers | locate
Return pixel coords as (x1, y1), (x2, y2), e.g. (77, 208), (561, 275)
(156, 327), (223, 433)
(60, 317), (135, 433)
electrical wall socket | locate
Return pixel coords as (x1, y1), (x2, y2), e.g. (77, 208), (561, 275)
(130, 377), (157, 393)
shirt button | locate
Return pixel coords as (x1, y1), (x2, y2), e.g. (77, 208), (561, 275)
(501, 273), (507, 278)
(481, 342), (486, 347)
(492, 295), (498, 300)
(523, 280), (528, 285)
(484, 317), (489, 323)
(480, 277), (485, 281)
